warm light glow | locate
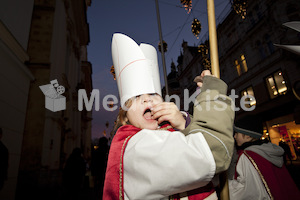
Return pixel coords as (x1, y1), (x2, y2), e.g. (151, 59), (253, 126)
(278, 87), (287, 94)
(241, 87), (256, 107)
(191, 18), (201, 38)
(250, 100), (256, 106)
(198, 44), (208, 56)
(241, 54), (248, 72)
(235, 60), (241, 76)
(232, 0), (247, 19)
(180, 0), (192, 13)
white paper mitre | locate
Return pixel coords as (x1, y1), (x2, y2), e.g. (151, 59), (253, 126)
(111, 33), (162, 109)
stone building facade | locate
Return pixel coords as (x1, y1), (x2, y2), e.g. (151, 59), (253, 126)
(0, 1), (35, 199)
(0, 0), (92, 199)
(217, 0), (300, 153)
(176, 0), (300, 158)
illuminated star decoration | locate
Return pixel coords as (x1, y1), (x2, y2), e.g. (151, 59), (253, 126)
(191, 18), (201, 39)
(180, 0), (192, 14)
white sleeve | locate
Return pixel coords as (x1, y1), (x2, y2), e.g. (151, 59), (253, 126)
(228, 154), (271, 200)
(123, 129), (216, 200)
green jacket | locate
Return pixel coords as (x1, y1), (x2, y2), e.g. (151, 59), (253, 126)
(182, 76), (235, 174)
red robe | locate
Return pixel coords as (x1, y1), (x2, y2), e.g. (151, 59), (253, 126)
(235, 150), (299, 200)
(103, 124), (215, 200)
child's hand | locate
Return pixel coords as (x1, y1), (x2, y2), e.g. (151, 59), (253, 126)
(193, 70), (215, 88)
(151, 102), (186, 130)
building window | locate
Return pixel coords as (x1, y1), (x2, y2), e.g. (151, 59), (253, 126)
(266, 71), (288, 99)
(235, 60), (241, 76)
(235, 54), (248, 76)
(240, 54), (248, 72)
(241, 87), (256, 108)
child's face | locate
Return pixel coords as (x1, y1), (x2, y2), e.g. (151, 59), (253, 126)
(234, 132), (252, 146)
(126, 93), (163, 130)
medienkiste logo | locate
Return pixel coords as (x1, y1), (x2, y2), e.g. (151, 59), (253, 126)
(39, 79), (66, 112)
(39, 80), (257, 112)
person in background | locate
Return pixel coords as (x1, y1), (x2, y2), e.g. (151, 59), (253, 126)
(279, 139), (293, 165)
(103, 33), (234, 200)
(91, 137), (109, 200)
(0, 128), (8, 191)
(62, 147), (86, 200)
(228, 115), (300, 199)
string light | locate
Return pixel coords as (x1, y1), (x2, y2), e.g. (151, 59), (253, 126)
(197, 43), (210, 70)
(198, 44), (208, 57)
(180, 0), (192, 14)
(191, 18), (201, 39)
(202, 58), (211, 70)
(231, 0), (247, 19)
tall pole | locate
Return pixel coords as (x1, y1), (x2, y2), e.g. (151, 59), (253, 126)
(155, 0), (169, 95)
(207, 0), (229, 199)
(207, 0), (220, 78)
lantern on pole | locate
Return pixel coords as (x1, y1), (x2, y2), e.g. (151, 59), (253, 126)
(191, 18), (201, 39)
(180, 0), (192, 14)
(231, 0), (247, 19)
(158, 40), (168, 53)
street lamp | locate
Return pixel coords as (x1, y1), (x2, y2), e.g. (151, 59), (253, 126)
(155, 0), (169, 96)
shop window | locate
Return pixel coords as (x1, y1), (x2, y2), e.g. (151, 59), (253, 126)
(265, 71), (288, 99)
(241, 86), (256, 108)
(235, 54), (248, 76)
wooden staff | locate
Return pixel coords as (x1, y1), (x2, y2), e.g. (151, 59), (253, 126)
(207, 0), (229, 199)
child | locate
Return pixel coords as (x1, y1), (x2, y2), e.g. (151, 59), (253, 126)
(228, 115), (300, 199)
(103, 33), (234, 200)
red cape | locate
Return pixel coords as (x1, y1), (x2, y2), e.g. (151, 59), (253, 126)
(103, 124), (214, 200)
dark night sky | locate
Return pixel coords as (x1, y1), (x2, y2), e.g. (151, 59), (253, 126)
(86, 0), (231, 139)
